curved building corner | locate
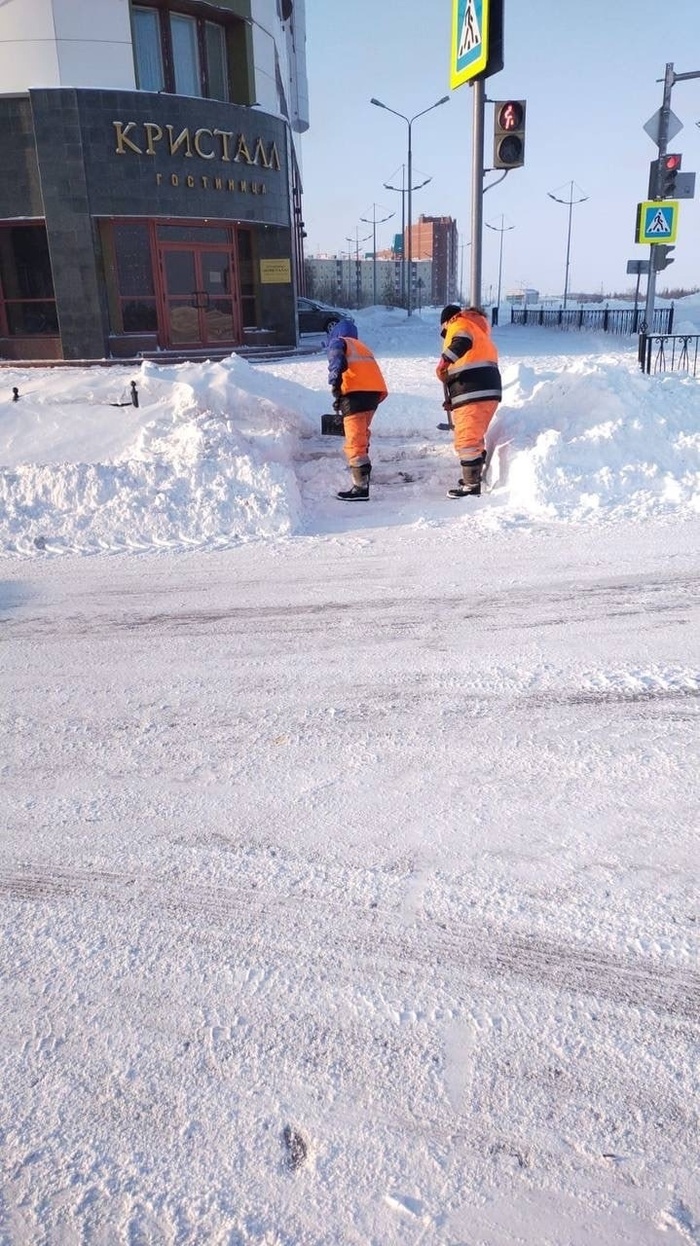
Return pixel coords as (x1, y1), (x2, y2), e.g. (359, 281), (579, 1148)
(0, 0), (308, 361)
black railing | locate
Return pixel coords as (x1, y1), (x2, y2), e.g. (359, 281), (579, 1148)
(638, 331), (700, 376)
(511, 305), (674, 335)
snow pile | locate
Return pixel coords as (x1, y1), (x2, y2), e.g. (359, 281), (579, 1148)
(0, 357), (316, 552)
(495, 357), (700, 520)
(0, 299), (699, 554)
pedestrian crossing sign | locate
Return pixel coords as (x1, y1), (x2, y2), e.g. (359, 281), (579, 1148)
(636, 200), (679, 244)
(450, 0), (492, 87)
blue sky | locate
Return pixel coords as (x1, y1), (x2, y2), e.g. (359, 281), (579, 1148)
(298, 0), (700, 298)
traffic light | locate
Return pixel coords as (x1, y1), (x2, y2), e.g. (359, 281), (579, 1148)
(658, 153), (682, 198)
(493, 100), (526, 169)
(653, 244), (675, 271)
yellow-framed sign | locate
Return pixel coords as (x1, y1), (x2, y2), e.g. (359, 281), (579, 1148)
(635, 201), (679, 245)
(451, 0), (502, 88)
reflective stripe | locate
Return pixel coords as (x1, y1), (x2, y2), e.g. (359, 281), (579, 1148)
(454, 358), (492, 373)
(452, 390), (500, 404)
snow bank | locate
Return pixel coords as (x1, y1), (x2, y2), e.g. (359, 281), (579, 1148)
(0, 301), (699, 555)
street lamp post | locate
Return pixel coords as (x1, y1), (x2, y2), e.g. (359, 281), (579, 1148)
(485, 215), (515, 313)
(345, 229), (372, 309)
(384, 167), (431, 306)
(547, 182), (588, 309)
(459, 241), (472, 303)
(370, 94), (450, 315)
(360, 205), (395, 306)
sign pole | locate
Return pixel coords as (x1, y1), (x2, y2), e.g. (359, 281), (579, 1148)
(643, 62), (675, 329)
(469, 75), (485, 308)
(450, 0), (504, 312)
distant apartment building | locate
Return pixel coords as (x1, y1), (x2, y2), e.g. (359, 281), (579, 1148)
(0, 0), (309, 360)
(506, 288), (540, 305)
(407, 215), (458, 306)
(305, 255), (433, 310)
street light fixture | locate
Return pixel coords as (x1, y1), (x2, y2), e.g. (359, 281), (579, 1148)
(458, 241), (472, 303)
(485, 216), (515, 313)
(383, 168), (431, 306)
(370, 94), (450, 315)
(345, 229), (372, 309)
(360, 205), (395, 306)
(547, 181), (588, 310)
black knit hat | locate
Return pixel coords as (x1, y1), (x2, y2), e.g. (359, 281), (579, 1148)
(440, 304), (461, 325)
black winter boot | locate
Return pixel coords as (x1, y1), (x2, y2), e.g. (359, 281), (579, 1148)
(447, 457), (483, 499)
(337, 463), (371, 501)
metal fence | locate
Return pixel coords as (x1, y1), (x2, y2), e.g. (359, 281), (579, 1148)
(638, 331), (700, 376)
(511, 305), (674, 335)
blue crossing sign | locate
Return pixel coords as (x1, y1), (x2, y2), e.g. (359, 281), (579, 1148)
(635, 200), (679, 244)
(450, 0), (502, 87)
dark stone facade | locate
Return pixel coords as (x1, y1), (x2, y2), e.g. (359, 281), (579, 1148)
(0, 88), (296, 359)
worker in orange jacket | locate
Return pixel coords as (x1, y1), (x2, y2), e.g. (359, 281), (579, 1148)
(327, 318), (388, 500)
(436, 304), (502, 498)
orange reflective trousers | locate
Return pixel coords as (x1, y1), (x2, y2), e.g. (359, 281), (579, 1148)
(453, 399), (499, 459)
(343, 411), (374, 466)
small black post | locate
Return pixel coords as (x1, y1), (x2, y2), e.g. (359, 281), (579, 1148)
(638, 331), (646, 369)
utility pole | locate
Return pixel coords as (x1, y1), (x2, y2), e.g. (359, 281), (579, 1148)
(360, 205), (395, 306)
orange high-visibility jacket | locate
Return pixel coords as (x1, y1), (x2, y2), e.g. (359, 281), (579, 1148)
(339, 338), (388, 408)
(439, 311), (502, 408)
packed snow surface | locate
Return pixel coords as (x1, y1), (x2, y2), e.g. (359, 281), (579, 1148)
(1, 304), (699, 1244)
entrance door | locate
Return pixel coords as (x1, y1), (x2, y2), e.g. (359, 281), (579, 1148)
(160, 244), (239, 347)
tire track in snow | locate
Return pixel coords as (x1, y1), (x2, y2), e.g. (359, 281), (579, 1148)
(1, 863), (697, 1023)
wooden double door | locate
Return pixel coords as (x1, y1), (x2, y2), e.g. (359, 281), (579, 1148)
(159, 242), (240, 347)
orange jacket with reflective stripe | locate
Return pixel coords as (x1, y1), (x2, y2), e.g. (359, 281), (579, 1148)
(339, 338), (388, 402)
(439, 311), (502, 405)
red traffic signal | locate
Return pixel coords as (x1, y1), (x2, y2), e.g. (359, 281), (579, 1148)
(497, 101), (524, 132)
(658, 152), (682, 198)
(493, 100), (526, 169)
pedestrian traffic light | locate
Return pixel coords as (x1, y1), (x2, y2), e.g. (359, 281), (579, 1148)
(658, 153), (682, 198)
(653, 244), (675, 271)
(493, 100), (526, 169)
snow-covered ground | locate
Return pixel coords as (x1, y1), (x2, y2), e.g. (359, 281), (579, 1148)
(1, 304), (699, 1244)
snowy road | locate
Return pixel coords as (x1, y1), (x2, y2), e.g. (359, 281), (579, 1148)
(2, 516), (699, 1244)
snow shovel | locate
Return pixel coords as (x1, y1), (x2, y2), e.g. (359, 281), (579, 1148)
(321, 410), (345, 436)
(437, 382), (454, 432)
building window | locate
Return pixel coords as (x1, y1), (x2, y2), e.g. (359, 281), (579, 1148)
(132, 4), (231, 101)
(132, 6), (164, 92)
(237, 230), (257, 328)
(170, 14), (200, 96)
(205, 22), (228, 102)
(109, 222), (158, 333)
(0, 225), (58, 336)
